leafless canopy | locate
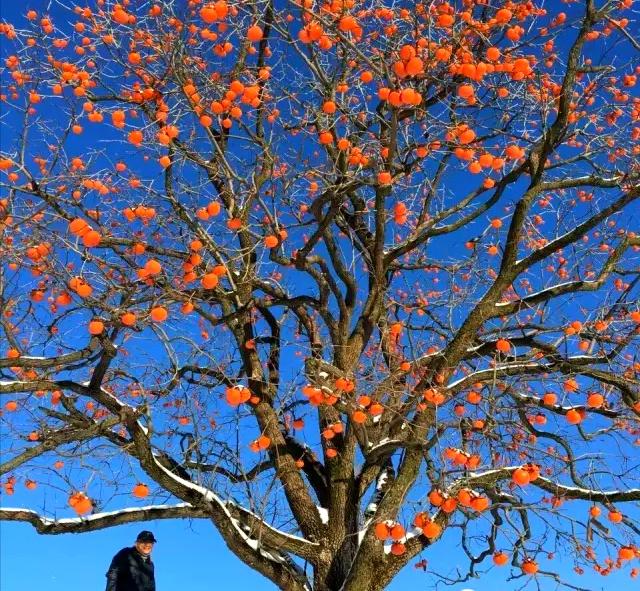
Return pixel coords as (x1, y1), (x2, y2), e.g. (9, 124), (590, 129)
(1, 1), (639, 590)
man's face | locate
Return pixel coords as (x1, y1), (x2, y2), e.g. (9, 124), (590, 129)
(135, 541), (154, 555)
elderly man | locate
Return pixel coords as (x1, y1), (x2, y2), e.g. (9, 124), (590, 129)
(105, 530), (157, 591)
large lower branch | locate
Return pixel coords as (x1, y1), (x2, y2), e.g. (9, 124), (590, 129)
(533, 477), (640, 503)
(0, 504), (209, 534)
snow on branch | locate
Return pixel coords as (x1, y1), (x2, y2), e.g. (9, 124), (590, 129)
(0, 345), (98, 369)
(449, 468), (640, 504)
(0, 503), (208, 534)
(149, 452), (319, 560)
(533, 478), (640, 503)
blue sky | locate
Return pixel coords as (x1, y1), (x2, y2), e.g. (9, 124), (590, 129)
(1, 0), (639, 590)
(0, 486), (632, 591)
(0, 519), (631, 591)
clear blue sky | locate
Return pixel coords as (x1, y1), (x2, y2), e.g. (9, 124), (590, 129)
(0, 512), (631, 591)
(0, 477), (631, 591)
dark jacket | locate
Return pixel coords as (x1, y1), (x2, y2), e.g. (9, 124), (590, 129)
(105, 546), (156, 591)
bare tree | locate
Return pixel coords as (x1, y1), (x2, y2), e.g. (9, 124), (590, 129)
(1, 1), (639, 589)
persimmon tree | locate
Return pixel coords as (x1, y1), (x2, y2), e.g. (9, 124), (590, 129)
(1, 0), (639, 589)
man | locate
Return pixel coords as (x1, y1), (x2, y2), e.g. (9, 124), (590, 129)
(105, 530), (157, 591)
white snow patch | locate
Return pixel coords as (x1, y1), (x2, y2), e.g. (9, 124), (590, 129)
(466, 468), (508, 479)
(0, 504), (192, 524)
(446, 363), (540, 390)
(382, 526), (423, 552)
(357, 519), (373, 545)
(368, 438), (401, 453)
(317, 506), (329, 524)
(493, 282), (576, 306)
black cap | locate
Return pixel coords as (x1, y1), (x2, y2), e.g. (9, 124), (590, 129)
(136, 530), (157, 543)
